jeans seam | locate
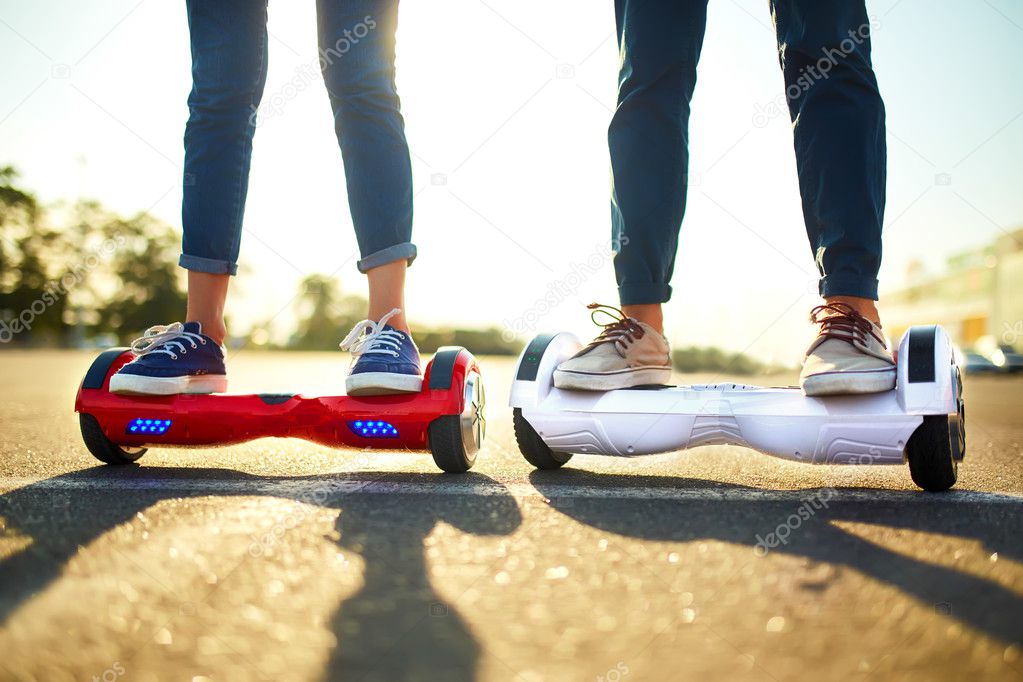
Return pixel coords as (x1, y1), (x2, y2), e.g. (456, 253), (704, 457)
(225, 5), (267, 270)
(819, 274), (879, 300)
(357, 242), (416, 273)
(618, 282), (672, 306)
(180, 253), (237, 275)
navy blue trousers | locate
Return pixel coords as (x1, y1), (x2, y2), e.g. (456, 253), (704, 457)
(610, 0), (886, 304)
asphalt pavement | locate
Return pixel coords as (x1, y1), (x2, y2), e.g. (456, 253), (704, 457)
(0, 350), (1021, 681)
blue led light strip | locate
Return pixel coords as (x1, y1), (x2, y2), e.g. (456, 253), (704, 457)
(349, 420), (399, 438)
(126, 418), (172, 435)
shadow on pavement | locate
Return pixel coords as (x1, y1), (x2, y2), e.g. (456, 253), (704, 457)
(530, 469), (1023, 647)
(0, 466), (522, 681)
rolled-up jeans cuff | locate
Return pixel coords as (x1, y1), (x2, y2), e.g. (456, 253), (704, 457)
(819, 275), (878, 301)
(357, 242), (417, 273)
(179, 254), (238, 276)
(618, 282), (672, 306)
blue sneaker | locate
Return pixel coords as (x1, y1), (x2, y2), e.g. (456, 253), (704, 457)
(109, 322), (227, 395)
(340, 309), (423, 396)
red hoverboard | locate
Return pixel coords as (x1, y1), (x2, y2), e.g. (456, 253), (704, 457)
(74, 346), (486, 472)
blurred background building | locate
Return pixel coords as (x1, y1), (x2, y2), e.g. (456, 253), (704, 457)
(884, 228), (1023, 353)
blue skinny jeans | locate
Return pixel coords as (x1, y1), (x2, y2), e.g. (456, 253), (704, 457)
(180, 0), (415, 276)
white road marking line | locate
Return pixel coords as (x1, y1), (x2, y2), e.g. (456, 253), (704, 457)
(0, 476), (1020, 504)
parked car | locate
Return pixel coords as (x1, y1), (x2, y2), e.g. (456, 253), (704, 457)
(961, 351), (1001, 375)
(992, 345), (1023, 373)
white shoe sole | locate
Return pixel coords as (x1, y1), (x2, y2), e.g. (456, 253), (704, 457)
(346, 372), (423, 396)
(553, 366), (672, 392)
(801, 368), (896, 396)
(108, 373), (228, 396)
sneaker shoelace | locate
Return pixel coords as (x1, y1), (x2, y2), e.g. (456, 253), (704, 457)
(583, 303), (647, 358)
(809, 303), (886, 350)
(339, 308), (407, 359)
(129, 322), (208, 360)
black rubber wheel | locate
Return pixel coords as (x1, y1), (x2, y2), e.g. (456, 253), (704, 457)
(905, 414), (958, 492)
(428, 415), (476, 473)
(513, 408), (571, 470)
(949, 364), (966, 462)
(79, 413), (147, 465)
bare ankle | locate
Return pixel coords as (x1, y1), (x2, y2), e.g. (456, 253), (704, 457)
(195, 320), (226, 346)
(186, 271), (230, 345)
(365, 306), (409, 333)
(366, 260), (409, 332)
(824, 296), (882, 327)
(380, 311), (410, 334)
(621, 304), (665, 335)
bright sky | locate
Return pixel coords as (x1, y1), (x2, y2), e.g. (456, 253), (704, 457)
(1, 0), (1021, 363)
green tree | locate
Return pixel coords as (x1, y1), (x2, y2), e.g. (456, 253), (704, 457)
(0, 166), (37, 226)
(0, 167), (71, 344)
(92, 210), (187, 340)
(414, 327), (519, 355)
(291, 274), (366, 350)
(671, 346), (765, 375)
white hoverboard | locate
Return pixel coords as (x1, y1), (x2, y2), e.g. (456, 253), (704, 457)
(509, 326), (965, 492)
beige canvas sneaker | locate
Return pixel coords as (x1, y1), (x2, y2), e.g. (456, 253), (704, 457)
(553, 304), (672, 391)
(800, 303), (896, 396)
